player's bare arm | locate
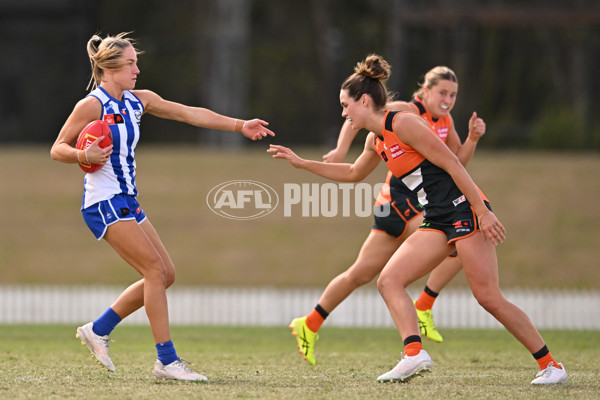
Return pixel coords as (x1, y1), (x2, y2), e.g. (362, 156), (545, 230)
(134, 89), (274, 140)
(323, 119), (361, 163)
(269, 132), (381, 183)
(51, 97), (111, 164)
(393, 113), (505, 244)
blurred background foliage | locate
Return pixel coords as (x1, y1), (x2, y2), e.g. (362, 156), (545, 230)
(1, 0), (599, 150)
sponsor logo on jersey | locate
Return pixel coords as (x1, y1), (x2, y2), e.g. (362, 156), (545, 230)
(104, 113), (124, 125)
(453, 219), (473, 233)
(452, 195), (466, 206)
(389, 144), (405, 159)
(437, 127), (448, 139)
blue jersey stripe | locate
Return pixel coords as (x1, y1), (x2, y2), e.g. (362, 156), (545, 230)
(82, 87), (143, 209)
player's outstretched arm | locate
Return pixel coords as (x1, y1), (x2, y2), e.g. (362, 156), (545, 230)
(269, 133), (381, 183)
(135, 89), (275, 140)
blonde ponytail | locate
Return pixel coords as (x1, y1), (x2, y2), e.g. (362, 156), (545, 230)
(85, 32), (142, 91)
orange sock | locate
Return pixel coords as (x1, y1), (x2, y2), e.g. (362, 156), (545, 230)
(415, 291), (436, 311)
(305, 308), (325, 333)
(403, 341), (423, 357)
(536, 353), (561, 371)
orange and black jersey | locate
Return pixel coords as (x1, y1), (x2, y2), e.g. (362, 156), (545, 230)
(374, 110), (471, 220)
(407, 98), (488, 203)
(408, 97), (451, 142)
(375, 97), (452, 207)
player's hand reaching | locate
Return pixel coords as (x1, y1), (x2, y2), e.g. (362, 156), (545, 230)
(267, 144), (305, 169)
(322, 147), (345, 163)
(478, 211), (506, 246)
(241, 119), (275, 141)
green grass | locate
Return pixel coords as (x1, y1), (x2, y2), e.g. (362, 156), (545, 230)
(1, 325), (598, 399)
(1, 146), (600, 289)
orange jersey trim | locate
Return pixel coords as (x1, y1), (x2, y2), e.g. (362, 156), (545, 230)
(373, 111), (427, 178)
(410, 97), (452, 143)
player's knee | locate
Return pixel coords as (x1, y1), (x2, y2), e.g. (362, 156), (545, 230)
(146, 268), (167, 285)
(376, 276), (386, 295)
(376, 271), (398, 295)
(160, 258), (176, 288)
(473, 291), (502, 315)
(143, 257), (169, 285)
(165, 269), (175, 288)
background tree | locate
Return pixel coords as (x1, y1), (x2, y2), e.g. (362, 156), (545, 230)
(0, 0), (598, 150)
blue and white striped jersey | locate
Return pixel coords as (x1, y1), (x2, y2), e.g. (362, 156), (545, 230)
(81, 86), (144, 209)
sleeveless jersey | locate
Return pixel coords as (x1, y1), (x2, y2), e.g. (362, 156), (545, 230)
(81, 87), (144, 209)
(373, 111), (467, 219)
(375, 97), (452, 207)
(408, 97), (451, 142)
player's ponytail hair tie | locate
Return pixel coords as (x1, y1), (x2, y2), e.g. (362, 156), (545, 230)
(342, 54), (393, 110)
(85, 32), (142, 91)
(87, 35), (103, 58)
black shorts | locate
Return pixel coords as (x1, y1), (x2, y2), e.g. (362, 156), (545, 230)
(419, 201), (492, 245)
(372, 198), (424, 238)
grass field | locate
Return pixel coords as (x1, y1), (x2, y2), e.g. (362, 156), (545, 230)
(1, 325), (599, 399)
(2, 145), (599, 398)
(1, 145), (599, 290)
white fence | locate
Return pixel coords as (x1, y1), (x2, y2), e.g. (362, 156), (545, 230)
(1, 285), (599, 329)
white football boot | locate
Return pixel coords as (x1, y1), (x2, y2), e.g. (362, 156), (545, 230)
(377, 350), (433, 382)
(76, 322), (115, 372)
(531, 362), (568, 385)
(152, 359), (208, 381)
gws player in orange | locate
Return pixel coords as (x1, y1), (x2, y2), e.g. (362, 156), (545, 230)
(301, 67), (485, 351)
(269, 54), (566, 385)
(51, 32), (274, 381)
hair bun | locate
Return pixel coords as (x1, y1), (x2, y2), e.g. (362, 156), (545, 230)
(354, 54), (391, 82)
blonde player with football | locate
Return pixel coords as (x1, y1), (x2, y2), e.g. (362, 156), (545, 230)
(50, 32), (274, 381)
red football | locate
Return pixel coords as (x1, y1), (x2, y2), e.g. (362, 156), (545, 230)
(76, 120), (113, 173)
